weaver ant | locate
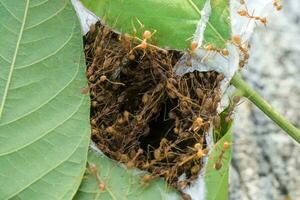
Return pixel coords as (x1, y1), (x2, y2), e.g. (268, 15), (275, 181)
(213, 141), (231, 170)
(273, 0), (283, 11)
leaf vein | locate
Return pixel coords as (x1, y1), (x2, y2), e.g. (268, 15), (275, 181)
(0, 52), (80, 134)
(20, 35), (53, 45)
(1, 21), (18, 35)
(6, 124), (87, 199)
(0, 53), (11, 64)
(0, 0), (22, 23)
(0, 0), (29, 118)
(0, 94), (84, 157)
(15, 21), (75, 70)
(29, 0), (49, 8)
(25, 1), (67, 31)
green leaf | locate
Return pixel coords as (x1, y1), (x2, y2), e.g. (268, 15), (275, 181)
(0, 0), (90, 199)
(80, 0), (230, 50)
(74, 148), (180, 200)
(204, 119), (233, 200)
(204, 0), (231, 49)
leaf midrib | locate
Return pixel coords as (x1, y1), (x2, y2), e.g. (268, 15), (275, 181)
(0, 0), (29, 118)
(187, 0), (227, 44)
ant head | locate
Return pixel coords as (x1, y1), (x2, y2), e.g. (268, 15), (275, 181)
(232, 35), (242, 46)
(143, 30), (152, 40)
(223, 141), (231, 150)
(190, 41), (198, 51)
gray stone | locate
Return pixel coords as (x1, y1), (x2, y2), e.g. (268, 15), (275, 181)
(230, 0), (300, 199)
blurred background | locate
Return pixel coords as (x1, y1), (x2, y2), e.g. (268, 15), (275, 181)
(229, 0), (300, 199)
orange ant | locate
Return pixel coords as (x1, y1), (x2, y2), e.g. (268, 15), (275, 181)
(231, 35), (250, 68)
(196, 43), (230, 63)
(222, 95), (242, 123)
(189, 117), (204, 132)
(212, 115), (221, 129)
(126, 148), (144, 169)
(152, 138), (176, 162)
(186, 41), (198, 65)
(189, 41), (199, 55)
(188, 41), (229, 64)
(120, 33), (132, 51)
(177, 180), (189, 190)
(140, 174), (158, 185)
(273, 0), (283, 11)
(237, 9), (267, 25)
(80, 86), (89, 95)
(130, 30), (153, 52)
(203, 44), (230, 57)
(98, 75), (126, 86)
(129, 30), (167, 56)
(178, 139), (208, 167)
(213, 141), (231, 170)
(88, 163), (108, 192)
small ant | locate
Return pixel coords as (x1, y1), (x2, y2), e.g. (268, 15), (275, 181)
(231, 35), (250, 68)
(88, 163), (108, 192)
(153, 138), (175, 161)
(130, 30), (152, 52)
(212, 115), (221, 129)
(189, 41), (199, 55)
(189, 117), (204, 132)
(80, 86), (89, 95)
(213, 141), (231, 170)
(203, 44), (230, 57)
(98, 75), (126, 86)
(178, 139), (208, 167)
(190, 164), (201, 176)
(126, 148), (144, 169)
(222, 95), (242, 123)
(273, 0), (283, 11)
(140, 174), (158, 185)
(188, 41), (229, 64)
(130, 30), (167, 56)
(237, 9), (267, 25)
(120, 33), (132, 51)
(177, 180), (189, 190)
(98, 182), (106, 191)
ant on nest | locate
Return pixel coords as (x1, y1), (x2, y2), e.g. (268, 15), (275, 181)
(88, 163), (109, 193)
(273, 0), (283, 11)
(188, 41), (230, 62)
(237, 9), (267, 26)
(213, 141), (231, 171)
(187, 33), (248, 69)
(238, 0), (282, 25)
(129, 30), (168, 55)
(202, 43), (230, 57)
(238, 0), (268, 25)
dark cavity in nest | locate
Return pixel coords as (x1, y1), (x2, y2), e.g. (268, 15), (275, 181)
(84, 22), (224, 192)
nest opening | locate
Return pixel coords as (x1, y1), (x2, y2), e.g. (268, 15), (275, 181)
(84, 22), (224, 192)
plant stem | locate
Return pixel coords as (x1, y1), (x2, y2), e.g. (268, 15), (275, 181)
(231, 73), (300, 144)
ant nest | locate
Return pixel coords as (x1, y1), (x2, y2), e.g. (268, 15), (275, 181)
(84, 22), (224, 193)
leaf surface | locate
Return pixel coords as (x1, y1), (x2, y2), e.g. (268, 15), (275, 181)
(74, 149), (180, 200)
(204, 0), (231, 48)
(0, 0), (90, 199)
(80, 0), (231, 50)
